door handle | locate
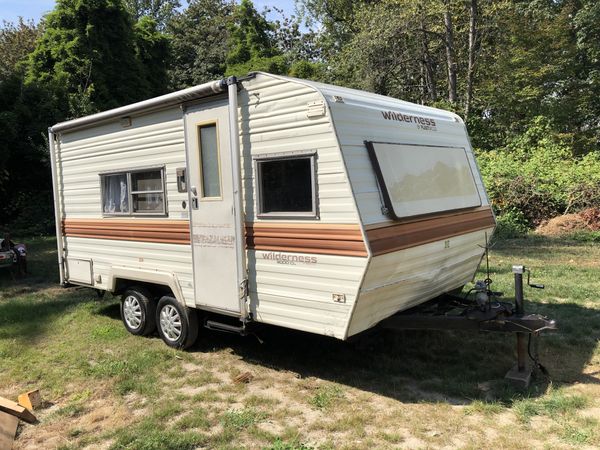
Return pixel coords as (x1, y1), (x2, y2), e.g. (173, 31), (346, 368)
(190, 186), (199, 209)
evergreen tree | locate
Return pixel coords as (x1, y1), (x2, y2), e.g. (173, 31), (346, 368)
(26, 0), (160, 115)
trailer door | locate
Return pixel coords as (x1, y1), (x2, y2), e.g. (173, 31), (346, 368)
(184, 99), (240, 313)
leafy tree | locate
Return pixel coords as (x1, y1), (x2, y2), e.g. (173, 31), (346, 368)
(167, 0), (233, 89)
(573, 0), (600, 149)
(0, 18), (41, 80)
(26, 0), (160, 115)
(134, 16), (171, 96)
(124, 0), (181, 30)
(225, 0), (287, 77)
(0, 18), (66, 234)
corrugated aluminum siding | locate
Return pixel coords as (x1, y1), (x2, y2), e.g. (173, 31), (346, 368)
(56, 108), (195, 305)
(241, 75), (368, 339)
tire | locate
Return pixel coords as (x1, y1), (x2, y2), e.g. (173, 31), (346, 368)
(156, 296), (198, 349)
(120, 286), (156, 336)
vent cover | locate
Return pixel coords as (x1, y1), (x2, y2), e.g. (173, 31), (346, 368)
(306, 100), (326, 118)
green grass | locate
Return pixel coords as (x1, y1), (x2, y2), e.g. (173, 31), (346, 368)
(110, 418), (206, 450)
(221, 407), (265, 431)
(512, 389), (587, 423)
(1, 234), (599, 449)
(309, 384), (344, 409)
(265, 438), (314, 450)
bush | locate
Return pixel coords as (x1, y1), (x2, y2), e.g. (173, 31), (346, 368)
(477, 117), (600, 228)
(494, 209), (530, 238)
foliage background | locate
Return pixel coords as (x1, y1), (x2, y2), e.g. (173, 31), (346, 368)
(1, 0), (599, 235)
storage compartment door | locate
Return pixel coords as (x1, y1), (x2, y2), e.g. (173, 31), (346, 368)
(66, 258), (93, 285)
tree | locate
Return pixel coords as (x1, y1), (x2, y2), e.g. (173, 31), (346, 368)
(26, 0), (162, 115)
(124, 0), (181, 30)
(134, 16), (171, 96)
(167, 0), (233, 89)
(225, 0), (287, 77)
(0, 18), (66, 234)
(442, 0), (457, 105)
(573, 0), (600, 149)
(0, 18), (41, 80)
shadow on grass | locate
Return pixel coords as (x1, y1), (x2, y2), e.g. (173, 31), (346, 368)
(0, 287), (90, 344)
(96, 302), (121, 320)
(185, 296), (599, 404)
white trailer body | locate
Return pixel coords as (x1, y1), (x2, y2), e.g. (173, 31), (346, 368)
(49, 72), (495, 344)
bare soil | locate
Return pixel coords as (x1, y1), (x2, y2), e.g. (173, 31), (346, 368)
(536, 207), (600, 236)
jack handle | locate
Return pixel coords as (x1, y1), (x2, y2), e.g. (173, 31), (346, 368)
(526, 269), (544, 289)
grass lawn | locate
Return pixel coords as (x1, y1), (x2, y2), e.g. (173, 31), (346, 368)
(1, 235), (599, 449)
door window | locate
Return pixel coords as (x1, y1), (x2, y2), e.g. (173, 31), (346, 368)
(198, 123), (221, 198)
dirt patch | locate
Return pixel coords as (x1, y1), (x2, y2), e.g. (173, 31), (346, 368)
(535, 208), (600, 236)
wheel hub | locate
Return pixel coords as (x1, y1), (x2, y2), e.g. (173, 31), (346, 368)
(160, 304), (182, 342)
(123, 295), (142, 330)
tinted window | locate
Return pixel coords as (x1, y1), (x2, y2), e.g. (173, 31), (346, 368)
(258, 157), (314, 214)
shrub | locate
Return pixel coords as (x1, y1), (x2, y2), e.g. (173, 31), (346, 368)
(494, 209), (530, 238)
(477, 117), (600, 228)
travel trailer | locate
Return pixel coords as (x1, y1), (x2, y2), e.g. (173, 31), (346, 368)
(49, 72), (496, 349)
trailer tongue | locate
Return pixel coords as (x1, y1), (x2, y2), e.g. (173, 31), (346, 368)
(378, 264), (556, 388)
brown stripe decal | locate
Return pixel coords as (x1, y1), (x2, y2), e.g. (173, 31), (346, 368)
(366, 207), (495, 256)
(62, 207), (494, 256)
(245, 223), (368, 257)
(63, 219), (191, 244)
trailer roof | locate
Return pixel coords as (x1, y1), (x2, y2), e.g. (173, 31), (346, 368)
(254, 72), (463, 124)
(50, 72), (462, 134)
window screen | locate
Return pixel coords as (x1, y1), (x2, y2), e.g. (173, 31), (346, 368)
(257, 156), (316, 216)
(101, 168), (166, 216)
(198, 124), (221, 198)
(131, 170), (164, 213)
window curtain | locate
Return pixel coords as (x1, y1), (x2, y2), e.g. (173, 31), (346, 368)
(103, 174), (128, 213)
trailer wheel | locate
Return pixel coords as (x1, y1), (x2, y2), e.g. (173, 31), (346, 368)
(156, 296), (198, 349)
(120, 287), (156, 336)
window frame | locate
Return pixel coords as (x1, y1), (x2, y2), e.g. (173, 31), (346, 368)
(254, 150), (318, 220)
(99, 166), (167, 217)
(197, 121), (223, 201)
(364, 140), (482, 220)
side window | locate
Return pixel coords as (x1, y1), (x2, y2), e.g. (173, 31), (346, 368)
(198, 123), (221, 198)
(101, 168), (166, 216)
(256, 154), (317, 218)
(131, 170), (165, 213)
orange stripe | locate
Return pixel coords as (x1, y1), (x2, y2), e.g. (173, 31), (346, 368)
(366, 207), (495, 256)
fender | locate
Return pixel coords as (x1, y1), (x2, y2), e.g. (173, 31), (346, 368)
(107, 266), (187, 306)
